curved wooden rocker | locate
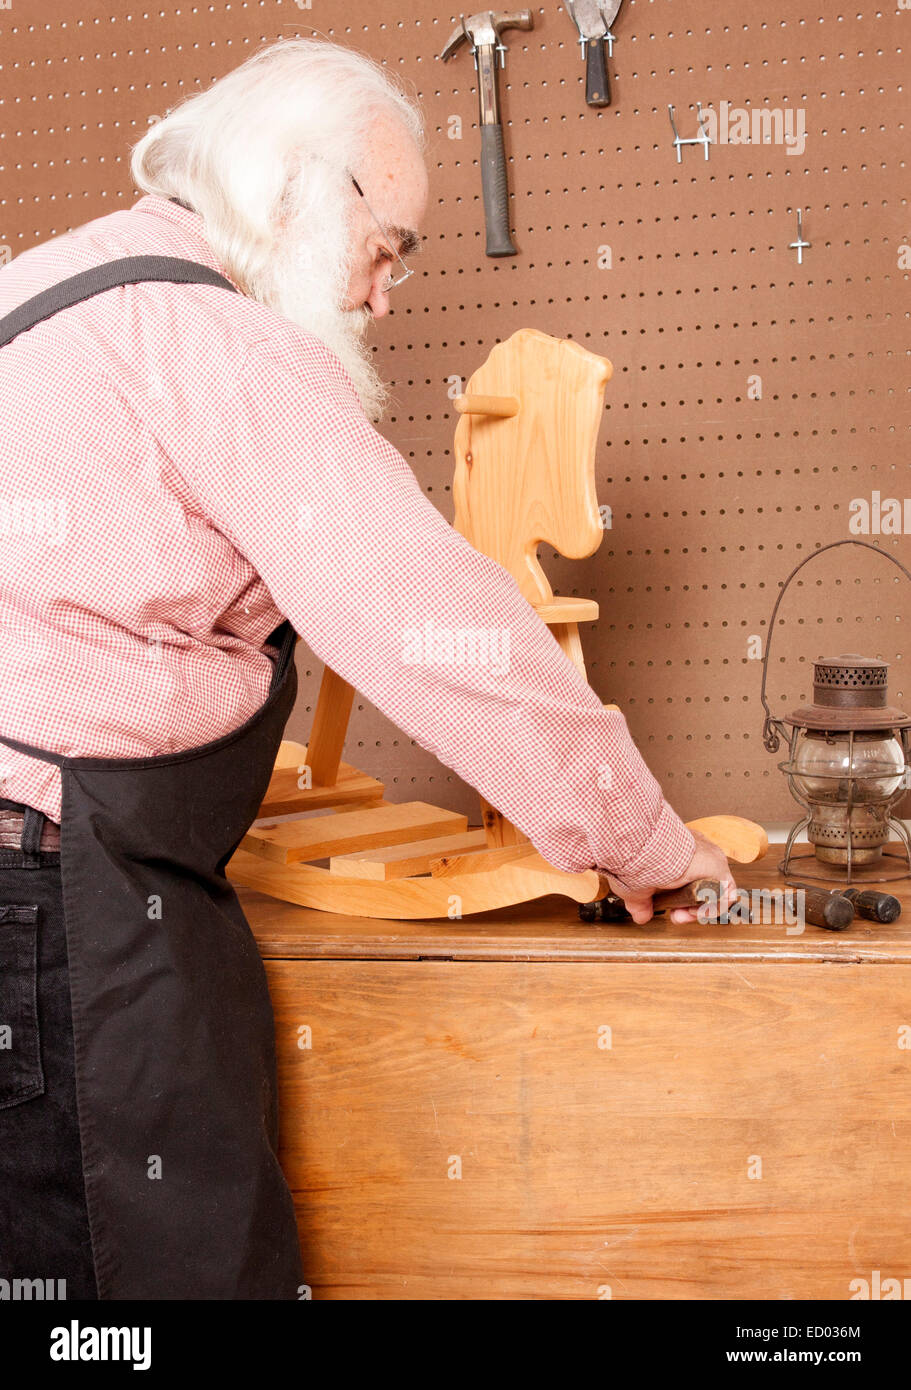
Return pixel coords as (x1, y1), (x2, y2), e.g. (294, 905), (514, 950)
(226, 329), (764, 918)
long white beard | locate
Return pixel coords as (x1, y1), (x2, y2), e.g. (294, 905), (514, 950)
(257, 215), (390, 424)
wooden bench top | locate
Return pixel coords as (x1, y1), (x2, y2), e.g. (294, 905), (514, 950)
(240, 842), (911, 964)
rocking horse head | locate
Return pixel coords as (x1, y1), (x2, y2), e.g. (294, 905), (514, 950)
(451, 328), (613, 606)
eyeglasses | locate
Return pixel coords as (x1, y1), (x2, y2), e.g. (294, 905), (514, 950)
(348, 172), (415, 291)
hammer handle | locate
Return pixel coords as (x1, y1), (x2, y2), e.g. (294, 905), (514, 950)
(498, 11), (535, 30)
(585, 35), (611, 106)
(480, 123), (517, 256)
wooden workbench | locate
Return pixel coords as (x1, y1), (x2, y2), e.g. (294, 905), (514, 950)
(239, 850), (911, 1300)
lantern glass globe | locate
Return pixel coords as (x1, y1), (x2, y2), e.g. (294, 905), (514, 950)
(791, 730), (906, 804)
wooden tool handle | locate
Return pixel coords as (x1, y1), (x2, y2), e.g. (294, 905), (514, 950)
(798, 889), (855, 931)
(840, 887), (902, 924)
(652, 878), (723, 912)
(585, 34), (611, 107)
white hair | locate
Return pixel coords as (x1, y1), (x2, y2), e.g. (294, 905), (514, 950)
(130, 38), (426, 420)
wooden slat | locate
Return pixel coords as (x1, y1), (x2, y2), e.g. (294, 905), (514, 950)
(479, 797), (529, 850)
(444, 814), (767, 878)
(430, 840), (540, 878)
(241, 802), (469, 865)
(304, 666), (356, 787)
(330, 828), (489, 880)
(259, 761), (385, 817)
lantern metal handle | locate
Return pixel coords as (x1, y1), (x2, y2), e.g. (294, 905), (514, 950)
(760, 539), (911, 753)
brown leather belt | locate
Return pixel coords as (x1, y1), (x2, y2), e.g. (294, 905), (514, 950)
(0, 807), (61, 850)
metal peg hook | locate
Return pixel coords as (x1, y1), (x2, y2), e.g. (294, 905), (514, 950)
(567, 0), (618, 61)
(459, 13), (478, 69)
(566, 1), (587, 57)
(789, 207), (811, 265)
(668, 103), (712, 163)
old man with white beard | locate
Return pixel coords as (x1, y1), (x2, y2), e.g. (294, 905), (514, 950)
(0, 37), (732, 1298)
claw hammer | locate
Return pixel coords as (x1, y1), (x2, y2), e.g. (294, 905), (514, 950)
(441, 10), (534, 257)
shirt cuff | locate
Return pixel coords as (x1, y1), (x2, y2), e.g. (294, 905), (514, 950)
(603, 801), (696, 894)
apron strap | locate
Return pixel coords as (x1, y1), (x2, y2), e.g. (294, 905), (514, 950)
(0, 255), (238, 347)
(20, 805), (48, 864)
(0, 253), (296, 763)
(0, 734), (65, 766)
(267, 620), (298, 695)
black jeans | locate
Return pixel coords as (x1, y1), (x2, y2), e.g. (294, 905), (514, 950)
(0, 799), (98, 1300)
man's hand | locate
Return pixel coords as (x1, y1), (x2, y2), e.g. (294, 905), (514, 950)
(604, 829), (738, 925)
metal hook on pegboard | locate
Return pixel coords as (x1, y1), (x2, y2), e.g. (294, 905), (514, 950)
(667, 103), (712, 163)
(789, 208), (811, 265)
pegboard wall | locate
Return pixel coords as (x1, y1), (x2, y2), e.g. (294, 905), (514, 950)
(1, 0), (909, 825)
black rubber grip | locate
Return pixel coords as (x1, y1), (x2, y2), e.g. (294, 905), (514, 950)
(480, 123), (517, 257)
(585, 37), (611, 106)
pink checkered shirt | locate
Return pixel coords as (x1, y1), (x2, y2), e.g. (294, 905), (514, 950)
(0, 194), (694, 890)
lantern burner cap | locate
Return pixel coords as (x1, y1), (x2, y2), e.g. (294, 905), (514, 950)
(814, 654), (887, 708)
(815, 654), (888, 693)
(783, 653), (911, 731)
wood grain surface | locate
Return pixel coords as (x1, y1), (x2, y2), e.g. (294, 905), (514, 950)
(238, 846), (911, 962)
(243, 851), (911, 1299)
(269, 959), (911, 1300)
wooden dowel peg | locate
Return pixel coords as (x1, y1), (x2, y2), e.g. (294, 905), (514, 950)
(453, 393), (520, 418)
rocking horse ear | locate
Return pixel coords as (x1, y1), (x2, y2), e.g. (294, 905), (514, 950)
(451, 327), (613, 608)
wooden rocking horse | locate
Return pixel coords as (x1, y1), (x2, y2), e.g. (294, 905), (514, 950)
(225, 328), (764, 917)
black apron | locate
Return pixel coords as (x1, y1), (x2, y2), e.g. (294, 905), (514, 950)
(0, 256), (303, 1298)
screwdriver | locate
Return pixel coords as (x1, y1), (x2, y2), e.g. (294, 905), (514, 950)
(583, 881), (855, 929)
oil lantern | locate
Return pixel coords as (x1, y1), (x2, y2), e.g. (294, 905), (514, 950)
(760, 542), (911, 882)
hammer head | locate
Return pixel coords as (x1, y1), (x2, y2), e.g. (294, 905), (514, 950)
(441, 9), (534, 61)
